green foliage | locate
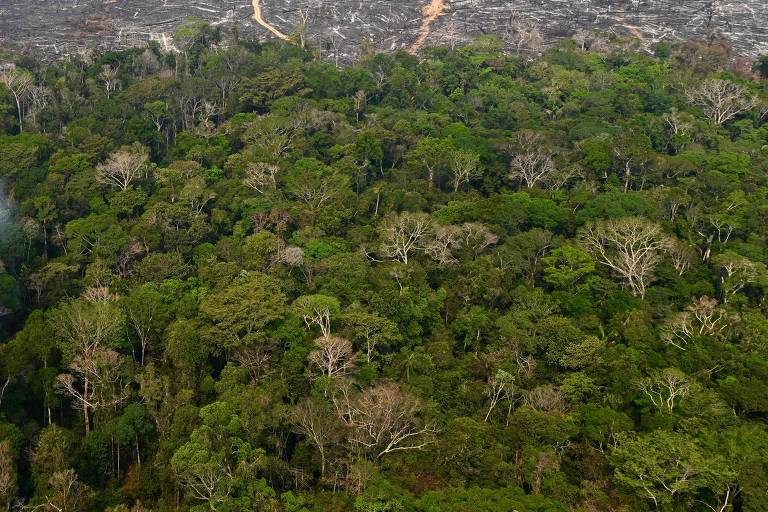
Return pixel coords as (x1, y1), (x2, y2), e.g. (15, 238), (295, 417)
(0, 34), (766, 512)
(200, 272), (287, 349)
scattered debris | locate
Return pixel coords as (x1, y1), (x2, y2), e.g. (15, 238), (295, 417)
(0, 0), (765, 62)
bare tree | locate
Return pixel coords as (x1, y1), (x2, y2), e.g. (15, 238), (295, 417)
(661, 296), (728, 350)
(353, 90), (367, 122)
(178, 95), (205, 132)
(81, 286), (117, 303)
(637, 368), (691, 411)
(243, 115), (297, 160)
(98, 65), (120, 99)
(174, 464), (231, 511)
(700, 484), (741, 512)
(289, 399), (340, 477)
(504, 16), (543, 56)
(661, 312), (697, 351)
(455, 223), (500, 257)
(56, 348), (129, 435)
(125, 299), (158, 367)
(49, 300), (126, 434)
(25, 469), (93, 512)
(231, 346), (272, 382)
(508, 131), (555, 188)
(484, 369), (514, 422)
(243, 162), (280, 193)
(425, 225), (460, 265)
(424, 222), (498, 265)
(293, 6), (312, 49)
(530, 450), (560, 496)
(661, 108), (693, 144)
(197, 100), (222, 134)
(308, 336), (355, 379)
(336, 382), (436, 459)
(714, 252), (766, 303)
(26, 85), (52, 129)
(294, 295), (339, 339)
(545, 164), (583, 191)
(686, 79), (757, 125)
(379, 212), (432, 264)
(581, 217), (669, 298)
(449, 150), (481, 192)
(664, 238), (695, 276)
(688, 296), (727, 334)
(612, 130), (652, 192)
(0, 67), (33, 131)
(524, 384), (566, 414)
(278, 245), (305, 267)
(96, 144), (150, 191)
(0, 442), (16, 512)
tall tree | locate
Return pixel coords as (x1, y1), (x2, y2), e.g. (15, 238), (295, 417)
(0, 67), (33, 131)
(581, 217), (669, 298)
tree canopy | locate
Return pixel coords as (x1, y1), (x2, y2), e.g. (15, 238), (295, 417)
(0, 27), (768, 512)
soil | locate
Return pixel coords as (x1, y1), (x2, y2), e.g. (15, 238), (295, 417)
(251, 0), (289, 41)
(410, 0), (446, 54)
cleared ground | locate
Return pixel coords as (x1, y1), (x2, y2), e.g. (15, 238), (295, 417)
(0, 0), (766, 61)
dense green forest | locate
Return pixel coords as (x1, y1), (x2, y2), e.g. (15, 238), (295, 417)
(1, 20), (768, 511)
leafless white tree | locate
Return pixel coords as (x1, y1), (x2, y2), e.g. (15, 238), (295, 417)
(98, 65), (120, 99)
(455, 223), (500, 256)
(96, 144), (150, 191)
(524, 384), (567, 414)
(508, 131), (556, 188)
(449, 150), (481, 192)
(664, 238), (695, 276)
(335, 382), (436, 459)
(280, 245), (305, 266)
(714, 253), (766, 303)
(243, 162), (280, 193)
(289, 399), (339, 477)
(197, 100), (222, 133)
(662, 109), (693, 138)
(690, 296), (727, 333)
(425, 225), (460, 265)
(49, 300), (125, 434)
(243, 116), (297, 160)
(294, 295), (339, 339)
(342, 310), (398, 364)
(231, 346), (272, 382)
(0, 67), (33, 131)
(308, 336), (355, 379)
(637, 368), (691, 411)
(581, 217), (669, 298)
(353, 90), (367, 122)
(25, 469), (92, 512)
(484, 369), (514, 422)
(504, 16), (543, 56)
(686, 79), (757, 125)
(661, 312), (697, 351)
(661, 296), (728, 350)
(26, 85), (52, 129)
(175, 464), (231, 511)
(379, 212), (433, 264)
(56, 349), (129, 434)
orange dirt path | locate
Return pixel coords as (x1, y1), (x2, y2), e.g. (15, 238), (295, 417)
(251, 0), (290, 40)
(409, 0), (445, 53)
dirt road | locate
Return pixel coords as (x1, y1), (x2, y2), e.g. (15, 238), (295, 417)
(251, 0), (289, 40)
(409, 0), (445, 53)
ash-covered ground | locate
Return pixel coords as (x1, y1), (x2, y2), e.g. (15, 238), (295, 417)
(0, 0), (766, 61)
